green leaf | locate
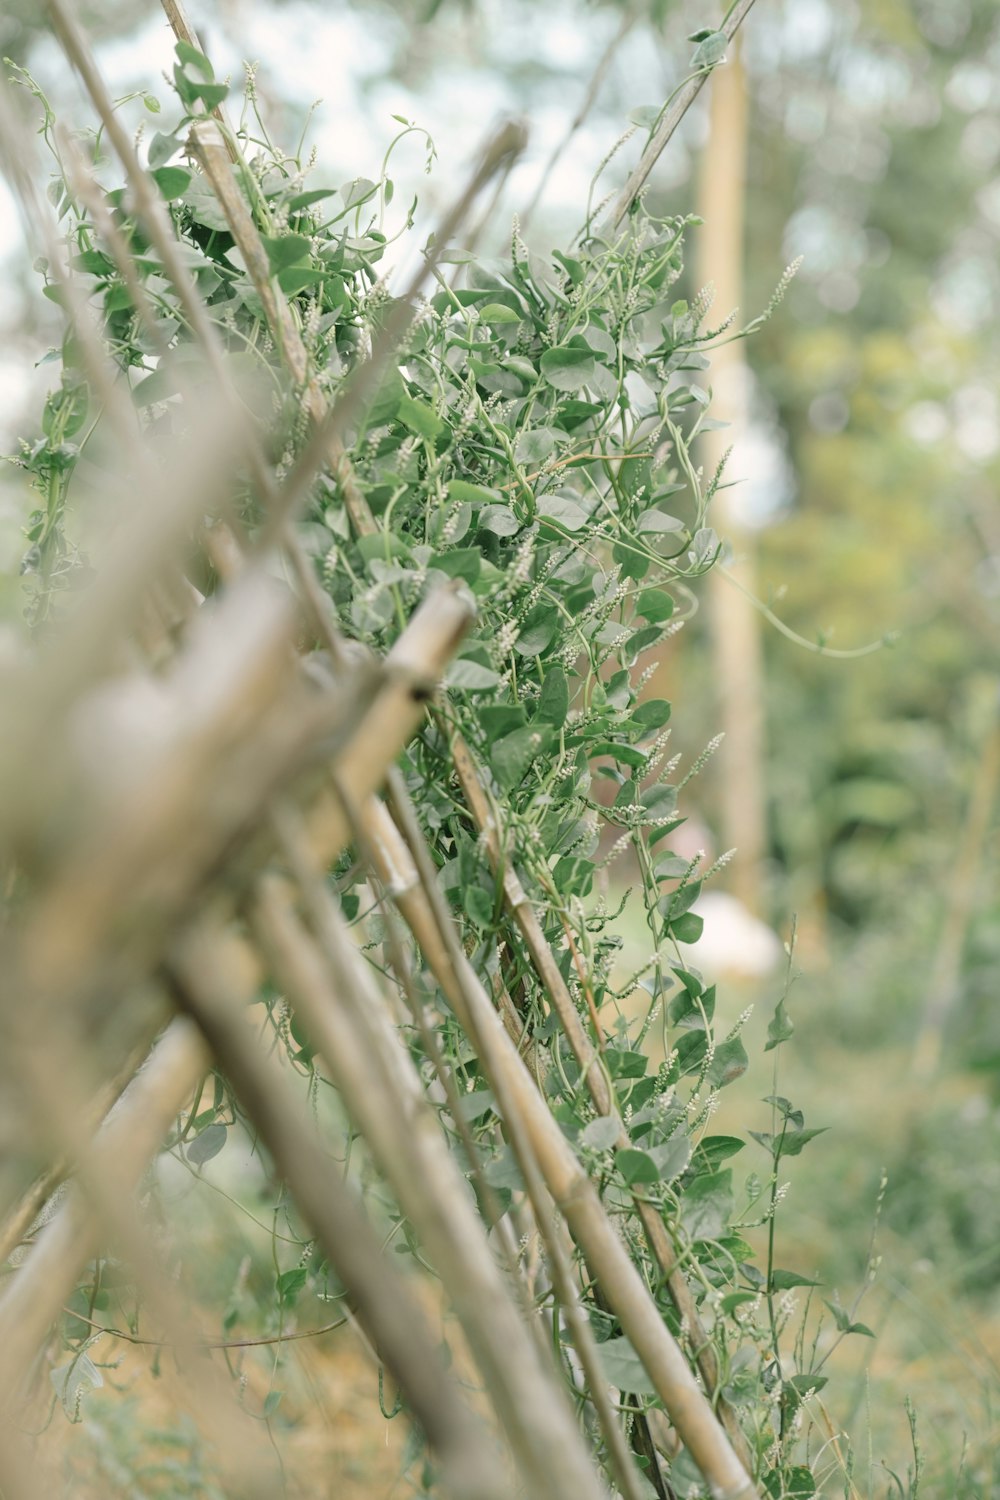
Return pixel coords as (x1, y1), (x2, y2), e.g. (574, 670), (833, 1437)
(482, 1146), (524, 1191)
(430, 548), (480, 584)
(287, 186), (338, 210)
(260, 233), (312, 273)
(71, 250), (113, 278)
(148, 131), (182, 168)
(340, 176), (378, 210)
(540, 344), (596, 391)
(190, 81), (230, 109)
(720, 1291), (759, 1316)
(639, 781), (677, 825)
(446, 659), (501, 691)
(632, 698), (672, 732)
(670, 911), (704, 944)
(763, 1467), (817, 1499)
(187, 1123), (227, 1166)
(448, 478), (500, 506)
(398, 394), (445, 442)
(636, 587), (675, 623)
(104, 284), (134, 313)
(628, 625), (664, 653)
(277, 266), (325, 295)
(637, 509), (685, 535)
(538, 494), (589, 532)
(784, 1374), (828, 1404)
(594, 1336), (660, 1397)
(455, 1088), (498, 1122)
(277, 1266), (308, 1305)
(478, 704), (527, 739)
(617, 1148), (660, 1186)
(580, 1116), (621, 1152)
(690, 525), (721, 565)
(668, 981), (714, 1030)
(479, 302), (522, 323)
(356, 532), (410, 565)
(654, 851), (689, 880)
(490, 726), (550, 790)
(695, 1135), (745, 1168)
(823, 1300), (875, 1338)
(368, 371), (403, 424)
(765, 996), (794, 1051)
(513, 610), (556, 656)
(477, 504), (520, 536)
(182, 175), (236, 231)
(592, 741), (651, 771)
(515, 427), (558, 465)
(648, 1135), (691, 1183)
(535, 666), (569, 729)
(681, 1169), (734, 1242)
(707, 1037), (749, 1088)
(690, 30), (728, 69)
(770, 1269), (822, 1291)
(463, 884), (494, 929)
(151, 165), (192, 200)
(753, 1123), (829, 1160)
(659, 876), (704, 918)
(175, 39), (214, 76)
(554, 399), (603, 431)
(552, 250), (585, 284)
(605, 1048), (650, 1081)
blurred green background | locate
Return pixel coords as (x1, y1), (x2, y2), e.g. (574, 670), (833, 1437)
(2, 0), (998, 1492)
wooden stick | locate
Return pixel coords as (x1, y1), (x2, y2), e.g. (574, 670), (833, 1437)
(605, 0), (758, 229)
(331, 796), (649, 1500)
(444, 724), (752, 1465)
(171, 925), (510, 1500)
(379, 780), (760, 1499)
(251, 862), (612, 1500)
(0, 1020), (209, 1405)
(0, 1010), (284, 1496)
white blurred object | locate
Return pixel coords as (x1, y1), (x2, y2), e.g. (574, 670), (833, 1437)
(685, 892), (783, 978)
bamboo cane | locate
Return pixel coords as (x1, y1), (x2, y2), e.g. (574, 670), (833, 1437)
(251, 869), (613, 1500)
(170, 925), (512, 1500)
(444, 726), (752, 1466)
(0, 1020), (210, 1407)
(606, 0), (758, 229)
(315, 796), (653, 1500)
(374, 782), (761, 1499)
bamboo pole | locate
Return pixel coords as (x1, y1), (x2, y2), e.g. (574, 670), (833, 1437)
(170, 926), (511, 1500)
(251, 861), (613, 1500)
(368, 781), (760, 1499)
(0, 1020), (210, 1406)
(444, 726), (752, 1467)
(0, 1008), (285, 1497)
(698, 39), (768, 915)
(344, 798), (648, 1500)
(607, 0), (758, 229)
(294, 770), (757, 1497)
(0, 585), (472, 1396)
